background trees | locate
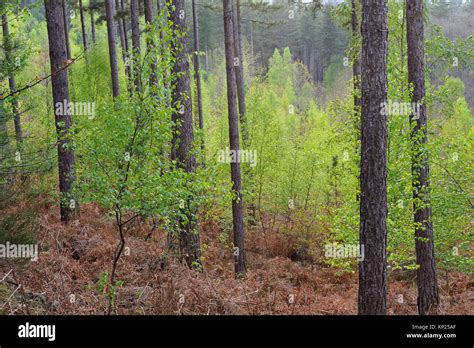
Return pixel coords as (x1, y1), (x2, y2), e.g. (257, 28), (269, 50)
(2, 13), (23, 144)
(191, 0), (204, 150)
(0, 0), (471, 315)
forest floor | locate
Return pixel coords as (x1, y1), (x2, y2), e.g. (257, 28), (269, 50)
(0, 198), (472, 315)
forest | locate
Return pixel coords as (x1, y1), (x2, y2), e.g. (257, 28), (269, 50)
(0, 0), (472, 316)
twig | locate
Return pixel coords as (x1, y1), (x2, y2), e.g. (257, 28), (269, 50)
(0, 50), (86, 101)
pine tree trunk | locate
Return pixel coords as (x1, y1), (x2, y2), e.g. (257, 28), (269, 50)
(308, 48), (314, 83)
(2, 14), (23, 145)
(358, 0), (388, 315)
(223, 0), (246, 276)
(79, 0), (87, 50)
(144, 0), (158, 91)
(131, 0), (141, 93)
(0, 97), (10, 193)
(116, 0), (127, 61)
(105, 0), (120, 97)
(249, 20), (254, 64)
(90, 0), (96, 43)
(120, 0), (129, 52)
(44, 0), (79, 223)
(406, 0), (439, 315)
(170, 0), (201, 268)
(0, 99), (9, 156)
(205, 44), (209, 72)
(119, 0), (132, 94)
(192, 0), (204, 150)
(232, 0), (248, 146)
(61, 0), (71, 59)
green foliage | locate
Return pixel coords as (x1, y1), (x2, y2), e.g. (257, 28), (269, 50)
(1, 0), (471, 283)
(87, 272), (124, 311)
(0, 207), (38, 245)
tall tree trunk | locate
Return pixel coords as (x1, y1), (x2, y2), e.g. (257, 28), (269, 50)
(2, 14), (23, 145)
(192, 0), (204, 150)
(119, 0), (132, 94)
(156, 0), (164, 41)
(170, 0), (201, 268)
(44, 0), (79, 223)
(121, 0), (129, 52)
(303, 44), (308, 69)
(79, 0), (87, 50)
(90, 0), (96, 43)
(0, 98), (10, 193)
(0, 99), (10, 156)
(223, 0), (246, 276)
(105, 0), (120, 97)
(205, 43), (209, 72)
(116, 0), (128, 74)
(61, 0), (71, 59)
(249, 20), (254, 64)
(116, 0), (126, 53)
(131, 0), (141, 93)
(144, 0), (157, 91)
(308, 48), (314, 83)
(406, 0), (439, 315)
(232, 0), (248, 146)
(358, 0), (388, 315)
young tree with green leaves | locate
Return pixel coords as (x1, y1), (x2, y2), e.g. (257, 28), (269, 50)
(170, 0), (202, 268)
(406, 0), (440, 315)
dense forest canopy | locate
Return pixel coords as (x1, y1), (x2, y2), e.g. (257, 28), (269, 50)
(0, 0), (472, 316)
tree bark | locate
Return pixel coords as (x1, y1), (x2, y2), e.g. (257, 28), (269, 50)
(308, 48), (314, 82)
(144, 0), (158, 91)
(231, 0), (248, 146)
(406, 0), (439, 315)
(0, 99), (9, 156)
(192, 0), (204, 150)
(61, 0), (71, 59)
(249, 20), (254, 64)
(223, 0), (246, 276)
(2, 14), (23, 145)
(170, 0), (202, 268)
(105, 0), (120, 97)
(79, 0), (87, 50)
(90, 0), (96, 43)
(131, 0), (141, 93)
(119, 0), (132, 94)
(116, 0), (127, 61)
(205, 43), (209, 72)
(44, 0), (79, 223)
(358, 0), (388, 315)
(121, 0), (129, 53)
